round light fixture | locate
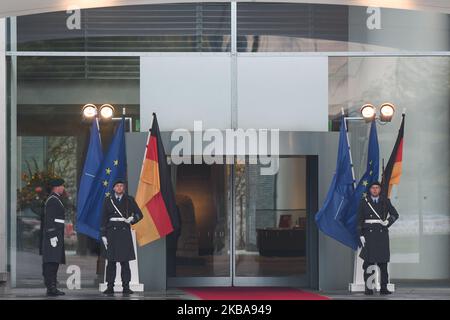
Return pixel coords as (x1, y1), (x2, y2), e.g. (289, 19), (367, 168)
(82, 104), (98, 119)
(99, 104), (115, 119)
(360, 104), (376, 122)
(379, 103), (395, 122)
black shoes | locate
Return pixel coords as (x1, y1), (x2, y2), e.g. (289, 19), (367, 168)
(46, 287), (65, 296)
(364, 289), (374, 295)
(380, 288), (393, 295)
(103, 283), (134, 296)
(103, 286), (114, 295)
(122, 286), (134, 296)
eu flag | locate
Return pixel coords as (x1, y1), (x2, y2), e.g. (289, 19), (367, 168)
(76, 118), (127, 240)
(315, 116), (357, 249)
(340, 120), (379, 247)
(76, 119), (103, 238)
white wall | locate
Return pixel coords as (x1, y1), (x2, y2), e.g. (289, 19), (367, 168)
(140, 56), (232, 131)
(237, 56), (328, 131)
(140, 56), (329, 132)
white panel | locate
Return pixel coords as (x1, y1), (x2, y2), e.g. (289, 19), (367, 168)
(237, 56), (328, 131)
(140, 56), (231, 131)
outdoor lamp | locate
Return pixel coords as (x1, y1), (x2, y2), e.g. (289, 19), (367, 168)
(379, 103), (395, 122)
(99, 104), (115, 119)
(82, 104), (98, 119)
(360, 104), (376, 122)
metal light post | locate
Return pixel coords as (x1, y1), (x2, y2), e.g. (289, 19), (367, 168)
(343, 103), (399, 293)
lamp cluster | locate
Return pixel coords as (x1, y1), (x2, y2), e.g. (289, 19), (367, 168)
(82, 104), (115, 120)
(360, 103), (395, 122)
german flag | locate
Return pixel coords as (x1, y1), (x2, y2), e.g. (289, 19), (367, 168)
(382, 114), (405, 198)
(133, 113), (180, 246)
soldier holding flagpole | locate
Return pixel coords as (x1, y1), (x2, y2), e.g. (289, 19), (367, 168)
(357, 181), (399, 295)
(101, 179), (143, 296)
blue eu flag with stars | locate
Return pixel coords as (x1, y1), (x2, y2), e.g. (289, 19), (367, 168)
(315, 116), (358, 250)
(76, 117), (127, 240)
(341, 120), (379, 247)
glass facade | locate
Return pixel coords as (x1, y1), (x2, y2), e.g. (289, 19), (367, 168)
(329, 56), (450, 280)
(4, 2), (450, 289)
(13, 56), (139, 287)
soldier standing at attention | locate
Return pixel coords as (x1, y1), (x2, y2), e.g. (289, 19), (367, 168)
(101, 178), (143, 296)
(358, 181), (399, 295)
(41, 178), (66, 296)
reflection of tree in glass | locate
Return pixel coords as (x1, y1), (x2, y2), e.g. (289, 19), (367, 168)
(235, 164), (247, 250)
(18, 136), (77, 222)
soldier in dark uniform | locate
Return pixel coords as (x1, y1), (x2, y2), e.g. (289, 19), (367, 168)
(101, 179), (143, 296)
(357, 181), (399, 295)
(41, 178), (66, 296)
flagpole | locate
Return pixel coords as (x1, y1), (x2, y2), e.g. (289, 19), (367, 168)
(138, 114), (155, 181)
(95, 116), (101, 144)
(342, 108), (368, 292)
(341, 108), (357, 189)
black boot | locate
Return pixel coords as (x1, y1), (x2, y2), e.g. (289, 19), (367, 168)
(46, 287), (58, 297)
(54, 288), (65, 296)
(122, 283), (134, 296)
(47, 285), (65, 296)
(380, 287), (392, 295)
(103, 283), (114, 295)
(364, 288), (374, 295)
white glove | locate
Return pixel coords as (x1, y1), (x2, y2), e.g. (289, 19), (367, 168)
(381, 220), (389, 227)
(125, 216), (134, 224)
(360, 236), (366, 247)
(102, 236), (108, 249)
(50, 237), (58, 248)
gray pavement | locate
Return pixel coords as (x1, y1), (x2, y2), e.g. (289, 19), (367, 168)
(0, 283), (449, 300)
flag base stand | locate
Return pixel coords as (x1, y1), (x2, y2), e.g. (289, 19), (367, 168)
(349, 248), (395, 292)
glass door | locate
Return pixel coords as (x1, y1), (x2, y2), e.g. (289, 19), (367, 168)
(232, 157), (312, 286)
(167, 162), (232, 286)
(167, 156), (317, 287)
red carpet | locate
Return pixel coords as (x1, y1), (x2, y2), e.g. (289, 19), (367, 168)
(183, 287), (329, 300)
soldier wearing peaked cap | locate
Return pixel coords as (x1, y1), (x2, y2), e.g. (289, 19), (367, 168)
(101, 178), (143, 296)
(357, 181), (399, 295)
(41, 178), (66, 296)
